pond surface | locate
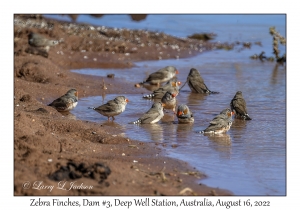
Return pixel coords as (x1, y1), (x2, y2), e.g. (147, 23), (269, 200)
(49, 14), (286, 195)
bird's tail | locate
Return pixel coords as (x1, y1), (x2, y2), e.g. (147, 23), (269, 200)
(129, 119), (142, 124)
(142, 93), (155, 99)
(197, 130), (205, 134)
(208, 90), (220, 94)
(244, 114), (252, 120)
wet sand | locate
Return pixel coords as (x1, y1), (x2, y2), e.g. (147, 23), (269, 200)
(14, 15), (233, 195)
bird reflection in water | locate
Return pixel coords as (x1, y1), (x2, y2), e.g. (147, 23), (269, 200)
(139, 123), (164, 142)
(187, 92), (207, 106)
(231, 119), (247, 130)
(176, 123), (194, 140)
(162, 111), (175, 122)
(205, 133), (232, 159)
(230, 120), (247, 142)
(101, 120), (125, 130)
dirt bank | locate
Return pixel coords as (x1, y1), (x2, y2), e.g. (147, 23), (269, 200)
(14, 14), (233, 196)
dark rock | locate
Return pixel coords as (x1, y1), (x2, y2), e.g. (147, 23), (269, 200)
(48, 161), (111, 182)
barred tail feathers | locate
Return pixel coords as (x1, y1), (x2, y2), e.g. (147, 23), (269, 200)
(197, 130), (205, 134)
(129, 119), (142, 124)
(142, 93), (155, 99)
(244, 114), (252, 120)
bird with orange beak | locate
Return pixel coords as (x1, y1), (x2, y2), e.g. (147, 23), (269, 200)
(91, 96), (129, 121)
(177, 104), (194, 124)
(161, 90), (178, 114)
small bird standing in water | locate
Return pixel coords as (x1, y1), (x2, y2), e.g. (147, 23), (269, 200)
(161, 90), (178, 114)
(129, 102), (165, 124)
(141, 66), (179, 85)
(182, 68), (219, 94)
(48, 89), (78, 112)
(91, 96), (129, 121)
(176, 104), (194, 124)
(230, 91), (252, 120)
(198, 108), (233, 134)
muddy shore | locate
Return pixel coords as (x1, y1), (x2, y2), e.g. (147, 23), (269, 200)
(14, 15), (233, 196)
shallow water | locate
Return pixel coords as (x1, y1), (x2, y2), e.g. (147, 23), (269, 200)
(71, 57), (286, 195)
(53, 14), (286, 195)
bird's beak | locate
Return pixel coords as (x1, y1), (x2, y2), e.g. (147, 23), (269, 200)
(162, 103), (166, 107)
(126, 98), (129, 103)
(176, 70), (179, 74)
(171, 93), (177, 97)
(228, 111), (234, 117)
(177, 111), (183, 116)
(75, 91), (78, 97)
(177, 81), (181, 86)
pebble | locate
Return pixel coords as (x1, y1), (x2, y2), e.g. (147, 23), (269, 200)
(107, 74), (115, 78)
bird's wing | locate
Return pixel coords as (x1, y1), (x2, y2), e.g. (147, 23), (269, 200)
(139, 112), (160, 123)
(204, 121), (227, 133)
(48, 97), (70, 110)
(49, 96), (65, 105)
(146, 71), (166, 82)
(232, 98), (247, 115)
(139, 108), (161, 123)
(95, 100), (116, 112)
(209, 118), (224, 125)
(188, 75), (210, 93)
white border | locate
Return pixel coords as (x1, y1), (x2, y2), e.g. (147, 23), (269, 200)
(4, 0), (296, 209)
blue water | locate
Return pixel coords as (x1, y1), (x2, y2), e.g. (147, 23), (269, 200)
(45, 14), (285, 55)
(48, 14), (286, 195)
